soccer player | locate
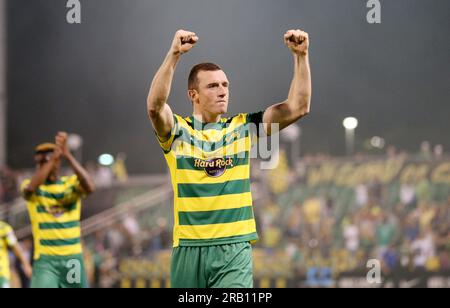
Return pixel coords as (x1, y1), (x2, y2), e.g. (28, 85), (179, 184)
(147, 29), (311, 288)
(20, 132), (95, 288)
(0, 220), (33, 288)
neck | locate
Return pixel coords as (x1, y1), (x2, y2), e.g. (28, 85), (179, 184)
(192, 111), (221, 123)
(47, 174), (58, 182)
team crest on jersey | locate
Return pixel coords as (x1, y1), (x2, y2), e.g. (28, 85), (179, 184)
(43, 205), (70, 218)
(194, 157), (234, 177)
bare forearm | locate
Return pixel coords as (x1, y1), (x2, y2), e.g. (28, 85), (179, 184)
(27, 161), (56, 192)
(66, 152), (95, 194)
(287, 53), (311, 115)
(12, 244), (32, 278)
(12, 245), (28, 267)
(147, 52), (180, 115)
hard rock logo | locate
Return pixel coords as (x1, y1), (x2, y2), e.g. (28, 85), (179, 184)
(194, 157), (234, 177)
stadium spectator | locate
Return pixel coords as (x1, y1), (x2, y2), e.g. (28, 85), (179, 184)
(112, 153), (128, 183)
(418, 141), (432, 161)
(343, 215), (359, 257)
(434, 144), (444, 160)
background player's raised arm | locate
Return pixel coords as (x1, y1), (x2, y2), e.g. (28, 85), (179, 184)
(147, 30), (198, 141)
(262, 29), (311, 135)
(56, 132), (95, 195)
(22, 146), (62, 197)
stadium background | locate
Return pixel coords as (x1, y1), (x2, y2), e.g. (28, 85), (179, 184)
(1, 0), (450, 288)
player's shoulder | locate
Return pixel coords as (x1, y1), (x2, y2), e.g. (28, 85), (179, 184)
(229, 113), (248, 122)
(176, 112), (257, 130)
(60, 175), (72, 182)
(172, 114), (192, 130)
(224, 113), (255, 126)
(173, 114), (187, 123)
(0, 221), (13, 234)
(61, 174), (79, 185)
(20, 178), (31, 187)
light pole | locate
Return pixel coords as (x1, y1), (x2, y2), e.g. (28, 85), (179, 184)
(343, 117), (358, 156)
(67, 133), (83, 162)
(280, 123), (301, 166)
(0, 0), (6, 166)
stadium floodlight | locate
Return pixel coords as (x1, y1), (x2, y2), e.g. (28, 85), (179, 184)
(67, 133), (84, 162)
(370, 136), (385, 149)
(343, 117), (358, 155)
(67, 134), (83, 151)
(98, 153), (114, 166)
(342, 117), (358, 130)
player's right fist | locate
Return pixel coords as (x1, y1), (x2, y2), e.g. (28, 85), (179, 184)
(55, 131), (68, 148)
(171, 29), (198, 55)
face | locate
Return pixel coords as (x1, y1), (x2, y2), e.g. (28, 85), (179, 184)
(189, 70), (229, 116)
(34, 152), (60, 180)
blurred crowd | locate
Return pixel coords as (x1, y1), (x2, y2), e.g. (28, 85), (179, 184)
(0, 166), (19, 205)
(249, 145), (450, 287)
(84, 213), (171, 288)
(253, 184), (450, 286)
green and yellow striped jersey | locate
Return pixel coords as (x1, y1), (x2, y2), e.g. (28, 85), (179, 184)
(0, 221), (18, 280)
(156, 112), (264, 247)
(20, 175), (84, 260)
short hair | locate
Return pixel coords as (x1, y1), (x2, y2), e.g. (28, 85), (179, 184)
(34, 143), (56, 155)
(188, 62), (222, 90)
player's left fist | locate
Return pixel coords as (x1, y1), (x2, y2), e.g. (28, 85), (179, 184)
(55, 132), (69, 155)
(55, 132), (67, 146)
(284, 29), (309, 56)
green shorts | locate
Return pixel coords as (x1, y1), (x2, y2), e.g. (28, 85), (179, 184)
(0, 277), (10, 288)
(171, 241), (253, 288)
(31, 254), (88, 288)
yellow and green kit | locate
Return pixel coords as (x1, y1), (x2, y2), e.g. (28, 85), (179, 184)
(156, 112), (263, 287)
(21, 176), (87, 288)
(0, 221), (18, 288)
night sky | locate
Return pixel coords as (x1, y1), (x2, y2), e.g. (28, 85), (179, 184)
(6, 0), (450, 173)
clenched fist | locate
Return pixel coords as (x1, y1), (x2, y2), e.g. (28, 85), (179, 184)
(284, 29), (309, 56)
(55, 131), (69, 157)
(171, 29), (199, 55)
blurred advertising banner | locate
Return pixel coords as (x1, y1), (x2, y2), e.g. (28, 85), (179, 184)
(302, 157), (450, 187)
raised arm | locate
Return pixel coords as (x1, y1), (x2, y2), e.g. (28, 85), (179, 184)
(23, 147), (62, 197)
(263, 29), (311, 135)
(56, 132), (95, 195)
(147, 29), (198, 140)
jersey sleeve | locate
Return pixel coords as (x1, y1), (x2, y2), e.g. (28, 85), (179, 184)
(246, 111), (265, 137)
(65, 175), (86, 199)
(245, 111), (265, 148)
(154, 114), (181, 154)
(2, 224), (18, 248)
(20, 179), (33, 201)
